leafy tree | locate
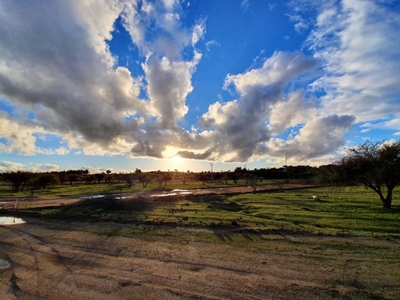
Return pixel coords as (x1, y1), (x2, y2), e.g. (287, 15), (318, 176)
(3, 171), (33, 192)
(136, 173), (151, 187)
(323, 141), (400, 208)
(196, 172), (209, 185)
(66, 173), (80, 185)
(36, 173), (60, 189)
(104, 174), (114, 185)
(94, 173), (105, 184)
(83, 175), (95, 184)
(154, 173), (172, 187)
(228, 171), (241, 184)
(162, 173), (172, 186)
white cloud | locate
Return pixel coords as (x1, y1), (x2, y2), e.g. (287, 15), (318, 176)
(268, 114), (355, 160)
(0, 161), (26, 172)
(0, 0), (205, 159)
(1, 0), (396, 166)
(0, 161), (60, 172)
(0, 110), (46, 155)
(29, 163), (60, 173)
(196, 51), (318, 162)
(306, 0), (400, 123)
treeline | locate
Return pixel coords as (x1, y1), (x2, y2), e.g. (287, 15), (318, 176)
(0, 165), (319, 193)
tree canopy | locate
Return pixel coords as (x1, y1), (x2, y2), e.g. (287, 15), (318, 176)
(322, 141), (400, 208)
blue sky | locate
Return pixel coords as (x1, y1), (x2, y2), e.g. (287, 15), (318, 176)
(0, 0), (399, 173)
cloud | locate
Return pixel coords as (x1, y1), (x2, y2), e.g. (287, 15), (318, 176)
(0, 161), (60, 172)
(29, 164), (60, 173)
(242, 0), (250, 11)
(268, 114), (356, 160)
(0, 0), (204, 159)
(0, 161), (27, 172)
(268, 91), (315, 135)
(305, 0), (400, 123)
(0, 0), (145, 149)
(197, 51), (318, 162)
(0, 110), (68, 155)
(1, 0), (396, 166)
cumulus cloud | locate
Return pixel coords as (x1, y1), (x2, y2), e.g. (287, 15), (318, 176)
(0, 161), (27, 172)
(0, 161), (60, 172)
(0, 110), (67, 155)
(197, 51), (318, 162)
(268, 114), (356, 160)
(0, 0), (204, 159)
(0, 0), (397, 167)
(0, 0), (144, 148)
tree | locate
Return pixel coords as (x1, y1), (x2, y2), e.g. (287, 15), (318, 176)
(196, 172), (209, 185)
(36, 173), (60, 189)
(246, 174), (258, 193)
(136, 173), (151, 187)
(66, 173), (80, 185)
(94, 173), (105, 184)
(162, 173), (172, 186)
(323, 141), (400, 208)
(83, 175), (95, 184)
(3, 171), (34, 192)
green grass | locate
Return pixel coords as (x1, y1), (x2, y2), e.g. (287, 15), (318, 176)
(3, 184), (398, 300)
(9, 186), (400, 239)
(0, 179), (279, 199)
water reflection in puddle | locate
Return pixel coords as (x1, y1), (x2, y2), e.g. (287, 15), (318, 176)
(0, 216), (26, 225)
(81, 195), (105, 200)
(82, 190), (193, 200)
(152, 189), (192, 197)
(81, 195), (128, 200)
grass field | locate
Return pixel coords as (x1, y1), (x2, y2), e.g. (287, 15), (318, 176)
(8, 185), (400, 239)
(0, 179), (278, 199)
(1, 185), (399, 299)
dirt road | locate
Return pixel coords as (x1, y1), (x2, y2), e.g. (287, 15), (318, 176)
(1, 218), (399, 299)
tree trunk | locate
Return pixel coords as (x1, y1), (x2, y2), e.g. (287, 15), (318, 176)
(382, 188), (393, 209)
(372, 186), (392, 209)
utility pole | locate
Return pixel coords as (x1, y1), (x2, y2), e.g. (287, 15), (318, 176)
(210, 163), (213, 181)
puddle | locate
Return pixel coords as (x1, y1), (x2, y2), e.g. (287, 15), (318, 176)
(81, 195), (105, 200)
(152, 190), (192, 197)
(0, 259), (11, 270)
(152, 193), (178, 197)
(82, 195), (129, 200)
(0, 216), (26, 225)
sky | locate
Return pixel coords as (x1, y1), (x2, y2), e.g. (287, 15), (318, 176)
(0, 0), (400, 173)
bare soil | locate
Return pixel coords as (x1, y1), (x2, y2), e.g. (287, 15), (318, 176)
(1, 185), (399, 299)
(1, 218), (399, 300)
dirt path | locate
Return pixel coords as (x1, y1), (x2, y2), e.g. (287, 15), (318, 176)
(1, 218), (399, 299)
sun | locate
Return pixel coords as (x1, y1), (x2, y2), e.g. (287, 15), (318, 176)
(171, 155), (182, 162)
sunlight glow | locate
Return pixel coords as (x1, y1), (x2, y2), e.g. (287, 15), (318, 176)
(171, 155), (182, 162)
